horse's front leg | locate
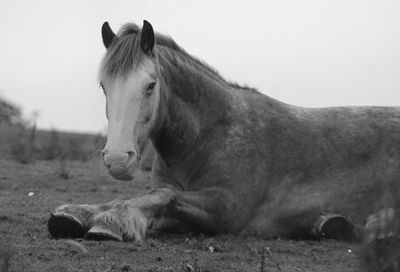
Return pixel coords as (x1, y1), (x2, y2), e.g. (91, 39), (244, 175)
(86, 188), (173, 241)
(85, 187), (239, 241)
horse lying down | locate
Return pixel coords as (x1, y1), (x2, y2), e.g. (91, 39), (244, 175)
(48, 20), (400, 267)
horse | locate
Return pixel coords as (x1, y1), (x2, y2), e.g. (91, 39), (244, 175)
(48, 20), (400, 250)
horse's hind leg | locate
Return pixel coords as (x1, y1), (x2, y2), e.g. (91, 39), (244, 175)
(313, 213), (357, 241)
(48, 200), (120, 239)
(244, 209), (357, 241)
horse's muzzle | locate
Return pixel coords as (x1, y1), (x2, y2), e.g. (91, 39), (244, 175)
(101, 149), (138, 181)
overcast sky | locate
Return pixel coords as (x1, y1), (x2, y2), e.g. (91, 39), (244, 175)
(0, 0), (399, 133)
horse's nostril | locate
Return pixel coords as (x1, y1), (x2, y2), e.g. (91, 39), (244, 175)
(102, 150), (136, 171)
(127, 151), (136, 161)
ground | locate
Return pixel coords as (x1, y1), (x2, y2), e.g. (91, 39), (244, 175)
(0, 158), (363, 272)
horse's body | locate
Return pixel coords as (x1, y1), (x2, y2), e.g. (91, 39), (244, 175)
(49, 21), (400, 242)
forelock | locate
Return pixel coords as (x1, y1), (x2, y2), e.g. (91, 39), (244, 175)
(99, 23), (145, 80)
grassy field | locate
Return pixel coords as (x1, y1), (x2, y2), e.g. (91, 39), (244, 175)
(0, 158), (364, 272)
(0, 121), (365, 272)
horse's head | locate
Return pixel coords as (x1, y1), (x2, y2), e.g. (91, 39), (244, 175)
(98, 21), (162, 181)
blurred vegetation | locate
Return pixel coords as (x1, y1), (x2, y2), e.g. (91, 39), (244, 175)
(0, 96), (22, 125)
(0, 95), (106, 164)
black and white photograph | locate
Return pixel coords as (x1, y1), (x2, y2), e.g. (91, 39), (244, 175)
(1, 1), (400, 271)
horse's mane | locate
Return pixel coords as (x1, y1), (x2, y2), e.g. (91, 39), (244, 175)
(100, 23), (255, 91)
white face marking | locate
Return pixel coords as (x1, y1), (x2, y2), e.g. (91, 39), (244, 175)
(101, 58), (160, 178)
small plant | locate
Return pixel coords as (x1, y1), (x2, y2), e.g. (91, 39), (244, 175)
(66, 136), (88, 161)
(0, 95), (22, 125)
(44, 129), (62, 160)
(260, 248), (267, 272)
(181, 253), (207, 272)
(57, 156), (70, 179)
(27, 117), (37, 160)
(10, 125), (33, 164)
(10, 112), (38, 164)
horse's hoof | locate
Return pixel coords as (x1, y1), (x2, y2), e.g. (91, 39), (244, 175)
(48, 212), (86, 239)
(316, 214), (356, 241)
(86, 225), (122, 242)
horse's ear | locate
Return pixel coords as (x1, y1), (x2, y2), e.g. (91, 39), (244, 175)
(101, 22), (116, 49)
(140, 20), (155, 55)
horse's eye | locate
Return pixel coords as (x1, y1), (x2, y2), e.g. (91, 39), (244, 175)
(146, 81), (156, 95)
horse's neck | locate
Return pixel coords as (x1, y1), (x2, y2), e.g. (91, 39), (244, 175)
(152, 50), (230, 163)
